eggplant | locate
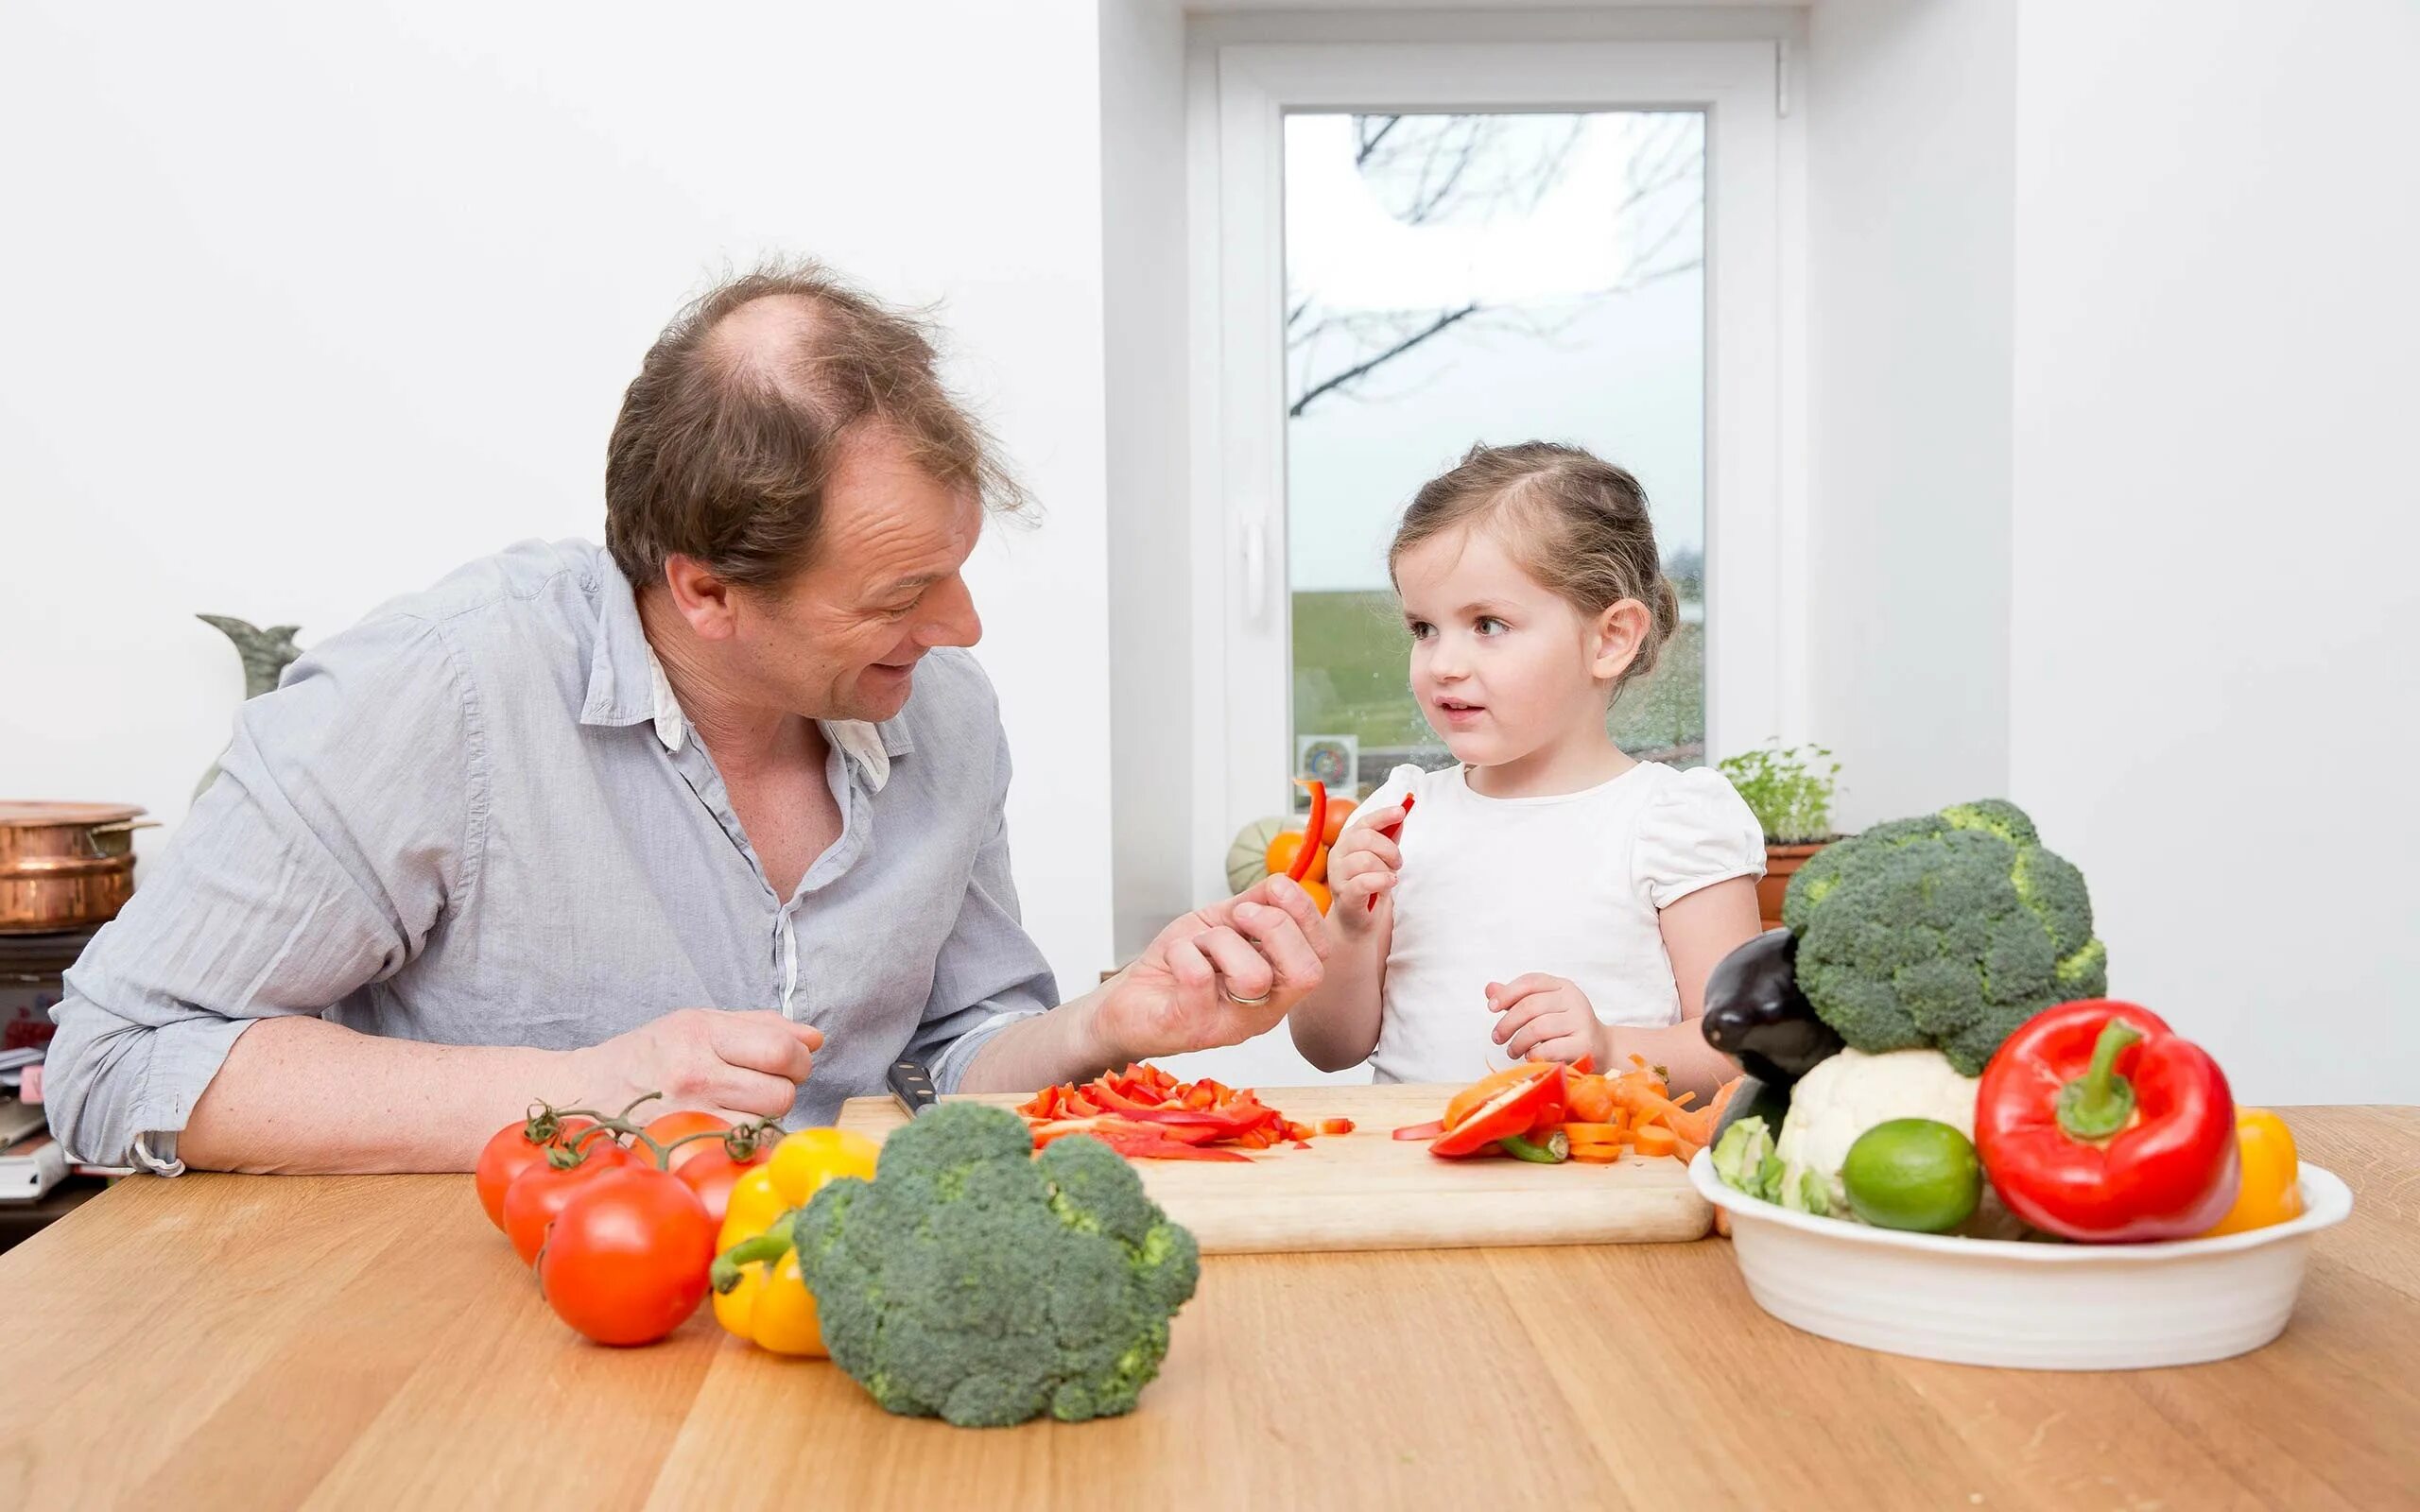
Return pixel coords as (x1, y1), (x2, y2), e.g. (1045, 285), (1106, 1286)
(1699, 927), (1843, 1087)
(1710, 1071), (1791, 1146)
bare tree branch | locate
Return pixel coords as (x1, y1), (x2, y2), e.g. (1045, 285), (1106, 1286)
(1355, 114), (1400, 166)
(1288, 302), (1481, 418)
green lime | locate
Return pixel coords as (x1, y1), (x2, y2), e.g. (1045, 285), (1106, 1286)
(1840, 1119), (1982, 1233)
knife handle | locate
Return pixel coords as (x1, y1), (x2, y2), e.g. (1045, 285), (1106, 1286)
(888, 1058), (940, 1117)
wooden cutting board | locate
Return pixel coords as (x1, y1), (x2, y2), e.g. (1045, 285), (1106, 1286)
(835, 1083), (1711, 1255)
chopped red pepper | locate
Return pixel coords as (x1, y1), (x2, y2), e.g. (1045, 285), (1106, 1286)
(1029, 1117), (1255, 1162)
(1020, 1063), (1318, 1160)
(1319, 1118), (1356, 1136)
(1392, 1119), (1446, 1142)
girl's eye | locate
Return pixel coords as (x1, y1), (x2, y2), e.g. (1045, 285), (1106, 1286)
(1475, 616), (1508, 635)
(1407, 621), (1434, 641)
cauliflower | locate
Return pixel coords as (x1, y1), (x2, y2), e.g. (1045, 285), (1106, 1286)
(1772, 1047), (1979, 1216)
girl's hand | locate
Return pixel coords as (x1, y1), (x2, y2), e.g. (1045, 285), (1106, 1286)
(1322, 801), (1408, 936)
(1487, 974), (1609, 1066)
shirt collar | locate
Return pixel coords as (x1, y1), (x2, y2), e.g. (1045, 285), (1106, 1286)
(579, 559), (911, 793)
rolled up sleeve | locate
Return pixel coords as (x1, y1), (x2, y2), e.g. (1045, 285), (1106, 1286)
(46, 614), (475, 1170)
(910, 719), (1058, 1094)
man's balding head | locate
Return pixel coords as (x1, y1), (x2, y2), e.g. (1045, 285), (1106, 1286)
(605, 261), (1024, 592)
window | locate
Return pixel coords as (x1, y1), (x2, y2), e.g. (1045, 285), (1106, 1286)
(1286, 109), (1709, 794)
(1195, 42), (1789, 897)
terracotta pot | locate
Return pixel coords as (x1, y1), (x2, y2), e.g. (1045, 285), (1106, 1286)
(1757, 841), (1831, 931)
(0, 802), (152, 934)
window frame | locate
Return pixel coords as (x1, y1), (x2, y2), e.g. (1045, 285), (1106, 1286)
(1188, 40), (1796, 902)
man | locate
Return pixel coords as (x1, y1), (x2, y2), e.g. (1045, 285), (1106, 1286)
(46, 263), (1324, 1174)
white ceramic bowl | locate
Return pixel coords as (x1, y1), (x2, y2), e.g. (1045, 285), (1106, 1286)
(1687, 1150), (2353, 1369)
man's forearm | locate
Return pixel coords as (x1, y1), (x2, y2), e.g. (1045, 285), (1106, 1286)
(952, 989), (1121, 1096)
(180, 1016), (593, 1174)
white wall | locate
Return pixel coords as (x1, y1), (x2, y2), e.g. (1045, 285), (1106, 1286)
(0, 1), (1115, 994)
(1101, 0), (1197, 961)
(1806, 0), (2015, 828)
(2008, 0), (2420, 1105)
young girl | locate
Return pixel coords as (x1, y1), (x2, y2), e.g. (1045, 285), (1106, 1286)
(1291, 442), (1764, 1096)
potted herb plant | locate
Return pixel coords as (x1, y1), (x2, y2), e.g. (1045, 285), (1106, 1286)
(1716, 742), (1844, 929)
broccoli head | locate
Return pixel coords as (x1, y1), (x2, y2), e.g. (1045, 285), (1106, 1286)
(790, 1102), (1201, 1428)
(1780, 799), (2106, 1074)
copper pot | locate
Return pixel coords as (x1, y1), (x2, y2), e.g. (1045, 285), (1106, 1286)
(0, 802), (155, 934)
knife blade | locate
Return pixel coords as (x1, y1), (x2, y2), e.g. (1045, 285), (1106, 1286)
(887, 1057), (941, 1119)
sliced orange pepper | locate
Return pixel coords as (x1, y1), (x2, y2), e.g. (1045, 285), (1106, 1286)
(1444, 1064), (1550, 1130)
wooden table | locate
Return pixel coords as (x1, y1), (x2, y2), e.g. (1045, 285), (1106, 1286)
(3, 1108), (2413, 1510)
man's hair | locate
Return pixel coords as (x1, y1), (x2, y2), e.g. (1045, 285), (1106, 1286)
(605, 259), (1028, 590)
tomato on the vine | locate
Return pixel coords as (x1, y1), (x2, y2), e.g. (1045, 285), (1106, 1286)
(672, 1143), (771, 1228)
(502, 1137), (631, 1265)
(538, 1167), (717, 1346)
(637, 1110), (732, 1170)
(475, 1115), (598, 1229)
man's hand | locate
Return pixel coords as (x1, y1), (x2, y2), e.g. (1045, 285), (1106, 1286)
(570, 1009), (823, 1123)
(1486, 974), (1608, 1066)
(1093, 876), (1330, 1061)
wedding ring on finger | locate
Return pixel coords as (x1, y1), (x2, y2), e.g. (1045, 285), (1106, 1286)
(1221, 984), (1274, 1007)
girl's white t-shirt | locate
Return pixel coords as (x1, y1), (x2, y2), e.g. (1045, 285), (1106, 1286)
(1355, 760), (1765, 1086)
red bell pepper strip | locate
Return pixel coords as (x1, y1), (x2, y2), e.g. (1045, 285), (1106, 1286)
(1287, 779), (1328, 884)
(1974, 1000), (2239, 1243)
(1366, 791), (1414, 912)
(1392, 1119), (1446, 1142)
(1432, 1065), (1568, 1158)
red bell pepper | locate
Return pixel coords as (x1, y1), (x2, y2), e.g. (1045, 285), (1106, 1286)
(1366, 791), (1415, 912)
(1431, 1064), (1568, 1158)
(1975, 1000), (2239, 1243)
(1287, 779), (1328, 884)
(1392, 1119), (1446, 1142)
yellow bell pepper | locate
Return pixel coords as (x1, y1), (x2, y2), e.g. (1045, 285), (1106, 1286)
(709, 1127), (880, 1354)
(2202, 1108), (2303, 1236)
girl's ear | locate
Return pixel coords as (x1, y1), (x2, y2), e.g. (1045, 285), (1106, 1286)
(1590, 599), (1652, 683)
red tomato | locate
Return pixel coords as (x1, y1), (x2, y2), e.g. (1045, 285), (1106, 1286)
(501, 1139), (631, 1266)
(537, 1167), (717, 1346)
(638, 1110), (732, 1170)
(672, 1143), (770, 1227)
(474, 1115), (598, 1230)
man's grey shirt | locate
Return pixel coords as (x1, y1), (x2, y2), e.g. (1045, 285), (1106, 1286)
(46, 540), (1057, 1171)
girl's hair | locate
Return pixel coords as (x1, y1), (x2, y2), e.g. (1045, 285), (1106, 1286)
(1389, 440), (1681, 686)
